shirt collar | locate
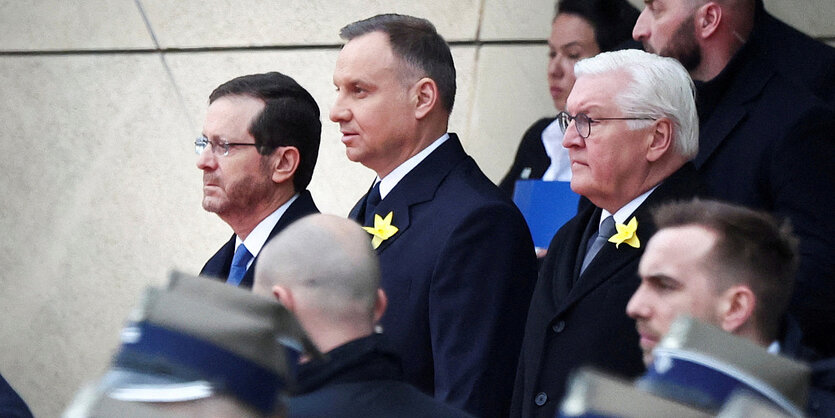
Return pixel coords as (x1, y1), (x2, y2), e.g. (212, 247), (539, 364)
(541, 119), (572, 182)
(236, 193), (299, 258)
(599, 186), (658, 227)
(377, 133), (449, 199)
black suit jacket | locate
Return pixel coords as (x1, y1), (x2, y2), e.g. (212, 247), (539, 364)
(0, 373), (32, 418)
(755, 1), (835, 107)
(288, 334), (474, 418)
(511, 164), (703, 418)
(200, 190), (319, 289)
(694, 17), (835, 355)
(349, 134), (538, 417)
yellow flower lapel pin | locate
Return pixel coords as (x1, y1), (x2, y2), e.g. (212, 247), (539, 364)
(608, 216), (640, 249)
(363, 211), (399, 249)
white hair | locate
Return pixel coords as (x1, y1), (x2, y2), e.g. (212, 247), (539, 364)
(574, 49), (699, 159)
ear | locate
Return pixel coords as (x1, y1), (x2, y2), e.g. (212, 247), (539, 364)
(646, 117), (673, 162)
(413, 77), (439, 120)
(695, 2), (722, 39)
(716, 285), (756, 334)
(373, 288), (388, 324)
(272, 285), (295, 312)
(270, 146), (300, 185)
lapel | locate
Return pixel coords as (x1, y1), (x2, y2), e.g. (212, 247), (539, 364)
(694, 54), (776, 170)
(200, 234), (236, 281)
(365, 134), (468, 253)
(547, 206), (597, 307)
(558, 212), (650, 313)
(555, 164), (702, 315)
(348, 180), (376, 222)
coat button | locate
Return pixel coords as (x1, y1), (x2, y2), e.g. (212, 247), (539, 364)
(534, 392), (548, 406)
(552, 320), (566, 333)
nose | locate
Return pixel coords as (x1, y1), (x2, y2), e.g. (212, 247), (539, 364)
(626, 284), (650, 319)
(329, 94), (350, 123)
(633, 9), (650, 42)
(561, 119), (583, 148)
(196, 146), (217, 171)
(548, 56), (564, 79)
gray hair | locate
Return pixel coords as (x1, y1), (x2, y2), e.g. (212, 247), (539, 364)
(574, 49), (699, 159)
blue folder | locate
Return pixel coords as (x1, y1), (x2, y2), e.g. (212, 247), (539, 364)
(513, 180), (580, 248)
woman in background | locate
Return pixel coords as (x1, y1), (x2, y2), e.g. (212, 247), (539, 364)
(499, 0), (640, 197)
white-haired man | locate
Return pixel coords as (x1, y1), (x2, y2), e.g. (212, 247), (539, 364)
(512, 49), (704, 418)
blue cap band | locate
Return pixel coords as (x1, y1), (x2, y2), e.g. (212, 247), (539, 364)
(640, 349), (803, 416)
(114, 321), (284, 414)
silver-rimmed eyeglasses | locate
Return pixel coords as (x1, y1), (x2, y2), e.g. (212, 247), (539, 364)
(556, 111), (656, 139)
(195, 136), (258, 156)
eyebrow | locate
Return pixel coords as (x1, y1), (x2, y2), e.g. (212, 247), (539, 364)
(550, 40), (585, 49)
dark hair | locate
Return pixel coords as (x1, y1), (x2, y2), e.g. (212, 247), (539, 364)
(652, 199), (798, 341)
(339, 14), (456, 113)
(209, 72), (321, 191)
(556, 0), (640, 52)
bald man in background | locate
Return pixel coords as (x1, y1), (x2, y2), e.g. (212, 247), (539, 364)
(254, 214), (472, 418)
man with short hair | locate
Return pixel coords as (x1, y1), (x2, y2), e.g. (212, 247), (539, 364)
(512, 49), (703, 418)
(331, 14), (538, 417)
(197, 72), (321, 289)
(253, 214), (473, 417)
(626, 199), (798, 366)
(633, 0), (835, 355)
(625, 199), (835, 416)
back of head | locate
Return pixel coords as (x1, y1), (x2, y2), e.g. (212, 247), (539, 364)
(556, 0), (640, 52)
(575, 49), (699, 160)
(652, 199), (798, 342)
(209, 72), (321, 191)
(255, 214), (380, 324)
(339, 14), (456, 114)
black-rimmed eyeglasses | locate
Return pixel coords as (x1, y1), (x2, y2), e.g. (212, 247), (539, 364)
(195, 136), (258, 156)
(556, 111), (656, 139)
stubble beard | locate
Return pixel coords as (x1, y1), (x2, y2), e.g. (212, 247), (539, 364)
(202, 159), (275, 217)
(659, 15), (702, 73)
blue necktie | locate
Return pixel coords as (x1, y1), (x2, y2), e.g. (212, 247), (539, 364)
(580, 216), (616, 275)
(227, 243), (253, 286)
(364, 182), (382, 227)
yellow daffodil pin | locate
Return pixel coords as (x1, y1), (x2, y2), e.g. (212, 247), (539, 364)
(362, 211), (399, 249)
(608, 216), (640, 249)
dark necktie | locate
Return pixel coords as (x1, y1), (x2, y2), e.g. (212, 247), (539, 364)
(580, 215), (616, 275)
(364, 182), (382, 227)
(227, 243), (253, 286)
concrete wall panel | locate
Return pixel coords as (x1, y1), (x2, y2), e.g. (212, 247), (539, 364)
(139, 0), (482, 48)
(466, 45), (554, 183)
(764, 0), (835, 38)
(0, 0), (154, 51)
(480, 0), (553, 40)
(0, 54), (222, 416)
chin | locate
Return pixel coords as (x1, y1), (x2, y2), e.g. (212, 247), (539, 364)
(201, 198), (227, 214)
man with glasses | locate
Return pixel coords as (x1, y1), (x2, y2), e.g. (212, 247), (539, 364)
(512, 49), (704, 418)
(196, 72), (321, 288)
